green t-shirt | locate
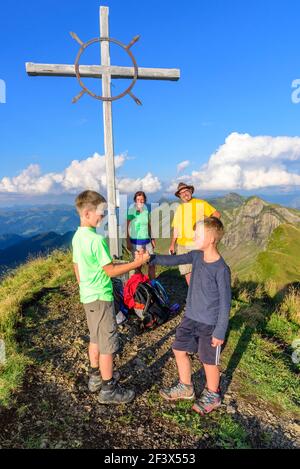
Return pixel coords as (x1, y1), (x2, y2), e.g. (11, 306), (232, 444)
(127, 205), (150, 240)
(72, 227), (113, 304)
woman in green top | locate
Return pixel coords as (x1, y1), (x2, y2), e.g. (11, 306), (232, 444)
(127, 191), (156, 280)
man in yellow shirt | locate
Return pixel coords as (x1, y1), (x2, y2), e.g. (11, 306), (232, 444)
(170, 182), (221, 285)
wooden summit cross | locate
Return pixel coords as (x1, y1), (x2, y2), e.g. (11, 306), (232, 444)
(26, 5), (180, 258)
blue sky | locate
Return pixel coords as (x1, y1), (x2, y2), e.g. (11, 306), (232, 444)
(1, 0), (300, 206)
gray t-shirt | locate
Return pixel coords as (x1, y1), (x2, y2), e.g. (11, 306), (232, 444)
(150, 250), (231, 340)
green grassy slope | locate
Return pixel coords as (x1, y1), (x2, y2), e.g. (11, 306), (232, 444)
(0, 251), (299, 416)
(252, 224), (300, 288)
(220, 242), (261, 279)
(0, 258), (298, 451)
(0, 250), (74, 406)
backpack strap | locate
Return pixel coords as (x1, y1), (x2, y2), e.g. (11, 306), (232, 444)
(151, 279), (169, 306)
(134, 283), (152, 315)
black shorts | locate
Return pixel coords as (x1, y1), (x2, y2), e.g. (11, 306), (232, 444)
(172, 316), (222, 366)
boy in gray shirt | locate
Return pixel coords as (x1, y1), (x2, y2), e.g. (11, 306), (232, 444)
(150, 217), (231, 415)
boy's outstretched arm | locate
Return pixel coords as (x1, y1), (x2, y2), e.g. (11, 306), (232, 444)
(150, 251), (193, 267)
(103, 252), (150, 278)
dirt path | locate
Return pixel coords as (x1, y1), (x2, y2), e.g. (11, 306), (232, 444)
(0, 273), (299, 449)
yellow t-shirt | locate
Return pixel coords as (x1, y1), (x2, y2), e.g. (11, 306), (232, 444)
(172, 198), (216, 247)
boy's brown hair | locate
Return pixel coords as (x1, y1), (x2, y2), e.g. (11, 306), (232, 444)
(75, 190), (106, 214)
(195, 216), (224, 244)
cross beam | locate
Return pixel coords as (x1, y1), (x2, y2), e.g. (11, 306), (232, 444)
(26, 63), (180, 81)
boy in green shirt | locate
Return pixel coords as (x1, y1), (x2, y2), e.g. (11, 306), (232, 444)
(72, 190), (149, 404)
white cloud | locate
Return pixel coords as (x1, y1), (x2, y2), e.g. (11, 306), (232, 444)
(3, 133), (300, 198)
(168, 132), (300, 192)
(61, 153), (125, 193)
(117, 172), (161, 193)
(177, 160), (190, 173)
(0, 153), (161, 195)
(0, 164), (63, 194)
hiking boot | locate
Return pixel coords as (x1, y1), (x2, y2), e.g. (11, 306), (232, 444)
(192, 388), (221, 415)
(159, 381), (195, 401)
(98, 382), (135, 404)
(88, 370), (121, 393)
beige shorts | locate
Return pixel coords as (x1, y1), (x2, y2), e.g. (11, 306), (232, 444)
(83, 300), (119, 354)
(177, 244), (193, 276)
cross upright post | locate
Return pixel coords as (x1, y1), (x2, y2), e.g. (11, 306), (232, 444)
(100, 6), (119, 258)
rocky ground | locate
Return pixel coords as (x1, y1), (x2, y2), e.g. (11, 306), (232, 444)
(0, 271), (299, 449)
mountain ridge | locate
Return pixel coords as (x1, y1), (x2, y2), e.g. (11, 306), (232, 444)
(220, 197), (300, 286)
(0, 231), (74, 273)
(1, 193), (300, 288)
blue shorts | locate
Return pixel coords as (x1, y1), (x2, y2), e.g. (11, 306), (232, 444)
(172, 316), (222, 366)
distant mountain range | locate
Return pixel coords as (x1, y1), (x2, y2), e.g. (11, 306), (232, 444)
(219, 196), (300, 287)
(0, 205), (79, 237)
(0, 233), (25, 250)
(0, 204), (79, 274)
(0, 194), (244, 272)
(1, 193), (300, 289)
(156, 192), (300, 289)
(0, 231), (74, 274)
